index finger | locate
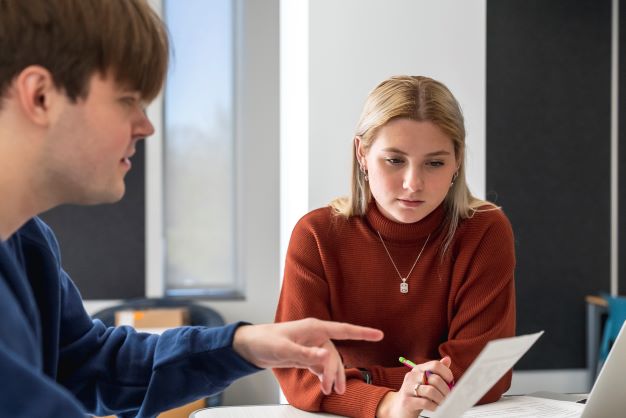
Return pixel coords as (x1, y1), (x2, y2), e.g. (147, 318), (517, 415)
(318, 321), (384, 342)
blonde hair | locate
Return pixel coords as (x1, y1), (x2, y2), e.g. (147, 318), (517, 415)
(330, 75), (495, 255)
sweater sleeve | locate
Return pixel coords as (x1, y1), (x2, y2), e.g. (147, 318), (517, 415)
(440, 209), (516, 404)
(273, 216), (392, 418)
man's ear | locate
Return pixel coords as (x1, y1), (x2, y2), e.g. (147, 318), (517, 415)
(13, 65), (61, 126)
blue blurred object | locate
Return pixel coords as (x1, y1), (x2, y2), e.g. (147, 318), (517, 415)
(598, 294), (626, 367)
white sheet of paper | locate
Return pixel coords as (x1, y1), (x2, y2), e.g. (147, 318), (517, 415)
(430, 331), (544, 418)
(459, 396), (584, 417)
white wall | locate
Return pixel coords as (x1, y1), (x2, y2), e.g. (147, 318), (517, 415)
(308, 0), (487, 210)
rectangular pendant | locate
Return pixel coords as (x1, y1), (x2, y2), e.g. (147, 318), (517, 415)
(400, 282), (409, 293)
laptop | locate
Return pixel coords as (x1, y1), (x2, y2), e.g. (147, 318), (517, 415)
(577, 319), (626, 417)
(533, 319), (626, 417)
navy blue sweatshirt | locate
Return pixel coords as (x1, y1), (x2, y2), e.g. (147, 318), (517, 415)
(0, 218), (260, 417)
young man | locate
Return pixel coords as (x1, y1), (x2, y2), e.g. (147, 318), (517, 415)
(0, 1), (383, 417)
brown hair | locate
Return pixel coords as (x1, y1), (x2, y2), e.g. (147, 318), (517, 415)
(330, 75), (496, 255)
(0, 0), (168, 104)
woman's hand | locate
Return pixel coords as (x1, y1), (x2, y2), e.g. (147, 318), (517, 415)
(376, 357), (454, 418)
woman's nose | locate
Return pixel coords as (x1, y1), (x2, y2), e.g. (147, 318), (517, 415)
(403, 166), (424, 192)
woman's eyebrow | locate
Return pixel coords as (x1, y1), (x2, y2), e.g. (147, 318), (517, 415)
(424, 150), (452, 157)
(381, 147), (408, 155)
(380, 148), (452, 157)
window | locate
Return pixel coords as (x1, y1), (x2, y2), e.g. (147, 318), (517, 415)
(163, 0), (240, 297)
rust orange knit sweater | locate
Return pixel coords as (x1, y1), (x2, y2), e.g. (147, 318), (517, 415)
(274, 202), (516, 418)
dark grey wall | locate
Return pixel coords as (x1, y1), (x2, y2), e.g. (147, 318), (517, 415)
(619, 0), (626, 296)
(487, 0), (613, 369)
(39, 142), (146, 300)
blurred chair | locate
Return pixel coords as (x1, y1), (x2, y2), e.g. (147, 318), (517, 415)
(92, 298), (226, 408)
(598, 294), (626, 368)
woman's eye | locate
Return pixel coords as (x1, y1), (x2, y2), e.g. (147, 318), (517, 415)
(385, 158), (404, 165)
(427, 160), (444, 167)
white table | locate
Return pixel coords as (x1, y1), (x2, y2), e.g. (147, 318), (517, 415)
(190, 405), (344, 417)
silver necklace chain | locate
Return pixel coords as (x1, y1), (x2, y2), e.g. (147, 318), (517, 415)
(376, 231), (431, 294)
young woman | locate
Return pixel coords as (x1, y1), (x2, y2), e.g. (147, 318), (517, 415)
(274, 76), (516, 418)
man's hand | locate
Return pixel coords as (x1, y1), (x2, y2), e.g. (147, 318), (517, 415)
(233, 318), (383, 395)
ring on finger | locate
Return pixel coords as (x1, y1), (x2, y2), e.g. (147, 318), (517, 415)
(413, 382), (421, 397)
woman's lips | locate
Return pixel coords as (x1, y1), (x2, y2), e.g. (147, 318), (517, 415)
(398, 199), (424, 208)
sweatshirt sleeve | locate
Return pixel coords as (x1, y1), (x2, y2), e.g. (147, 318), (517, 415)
(38, 221), (261, 417)
(441, 208), (516, 404)
(0, 277), (88, 418)
(56, 280), (261, 417)
(273, 216), (392, 418)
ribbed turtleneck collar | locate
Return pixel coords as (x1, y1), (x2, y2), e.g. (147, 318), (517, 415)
(365, 200), (446, 243)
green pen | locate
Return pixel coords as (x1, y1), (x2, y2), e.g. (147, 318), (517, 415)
(398, 356), (418, 369)
(399, 356), (455, 389)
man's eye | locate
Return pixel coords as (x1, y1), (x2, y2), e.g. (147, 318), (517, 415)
(121, 97), (137, 106)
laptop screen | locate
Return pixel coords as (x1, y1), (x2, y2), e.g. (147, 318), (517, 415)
(582, 320), (626, 417)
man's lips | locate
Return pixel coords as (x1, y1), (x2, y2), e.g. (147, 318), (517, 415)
(121, 149), (136, 165)
(121, 156), (132, 169)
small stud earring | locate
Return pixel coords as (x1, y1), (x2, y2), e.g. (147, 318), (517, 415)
(359, 164), (369, 182)
(450, 171), (458, 186)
